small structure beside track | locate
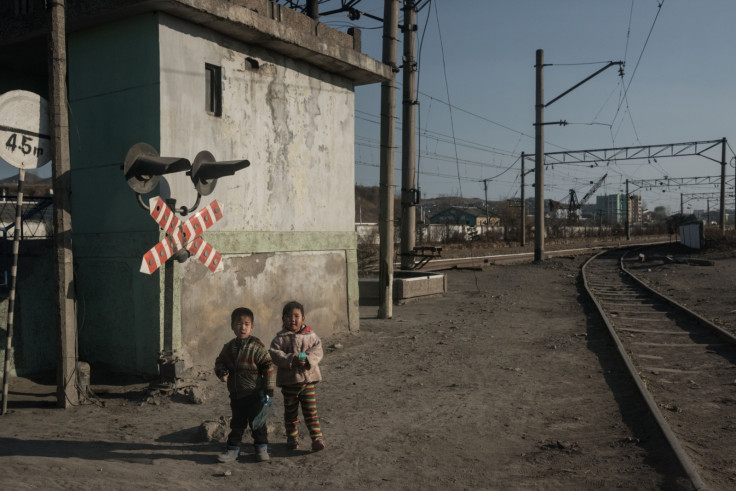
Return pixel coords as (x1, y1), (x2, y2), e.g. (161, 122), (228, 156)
(358, 270), (447, 306)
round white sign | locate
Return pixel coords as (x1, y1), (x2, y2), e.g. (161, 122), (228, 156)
(0, 90), (51, 169)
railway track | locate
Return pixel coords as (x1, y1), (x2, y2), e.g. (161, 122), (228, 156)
(583, 247), (736, 490)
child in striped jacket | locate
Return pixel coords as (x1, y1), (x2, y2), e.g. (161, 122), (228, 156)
(215, 307), (275, 463)
(269, 301), (325, 452)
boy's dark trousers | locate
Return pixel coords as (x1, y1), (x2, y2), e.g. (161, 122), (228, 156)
(227, 392), (268, 447)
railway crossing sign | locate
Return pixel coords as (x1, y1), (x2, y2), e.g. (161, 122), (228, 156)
(0, 90), (52, 169)
(141, 196), (224, 274)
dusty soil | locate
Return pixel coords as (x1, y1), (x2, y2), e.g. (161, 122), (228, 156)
(1, 240), (735, 490)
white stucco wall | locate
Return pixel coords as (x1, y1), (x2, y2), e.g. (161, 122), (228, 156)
(157, 14), (356, 233)
(153, 14), (360, 368)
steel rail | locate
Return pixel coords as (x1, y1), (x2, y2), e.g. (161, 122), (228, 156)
(582, 249), (707, 490)
(620, 250), (736, 346)
(404, 239), (670, 271)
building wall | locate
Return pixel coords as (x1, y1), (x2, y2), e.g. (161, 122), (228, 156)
(67, 14), (163, 374)
(0, 241), (56, 376)
(156, 15), (358, 368)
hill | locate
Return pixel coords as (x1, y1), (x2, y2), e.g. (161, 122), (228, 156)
(355, 185), (492, 223)
(0, 173), (52, 197)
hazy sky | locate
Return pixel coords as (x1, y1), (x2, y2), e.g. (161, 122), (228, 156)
(4, 1), (734, 214)
(323, 0), (736, 213)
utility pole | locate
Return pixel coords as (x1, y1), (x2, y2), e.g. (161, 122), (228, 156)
(534, 50), (545, 261)
(520, 152), (526, 246)
(707, 199), (711, 224)
(378, 0), (399, 319)
(720, 138), (726, 234)
(306, 0), (319, 19)
(534, 50), (623, 259)
(625, 179), (630, 240)
(400, 0), (418, 270)
(49, 0), (79, 407)
(483, 179), (489, 224)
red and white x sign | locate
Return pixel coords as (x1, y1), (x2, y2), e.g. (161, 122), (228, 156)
(140, 196), (224, 274)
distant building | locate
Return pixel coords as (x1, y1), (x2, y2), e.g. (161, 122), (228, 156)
(596, 194), (628, 224)
(595, 194), (641, 224)
(429, 206), (489, 226)
(629, 194), (643, 223)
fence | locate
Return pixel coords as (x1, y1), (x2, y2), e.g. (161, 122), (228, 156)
(0, 196), (53, 288)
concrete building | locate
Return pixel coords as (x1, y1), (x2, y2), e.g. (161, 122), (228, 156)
(0, 1), (390, 375)
(596, 194), (626, 225)
(629, 194), (642, 223)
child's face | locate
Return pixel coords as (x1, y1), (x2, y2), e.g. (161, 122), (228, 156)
(231, 314), (253, 339)
(283, 309), (304, 333)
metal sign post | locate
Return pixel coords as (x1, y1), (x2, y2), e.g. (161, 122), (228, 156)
(0, 90), (52, 414)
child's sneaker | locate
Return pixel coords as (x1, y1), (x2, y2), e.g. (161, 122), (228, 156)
(286, 436), (299, 450)
(217, 445), (240, 463)
(254, 444), (270, 462)
(311, 437), (325, 452)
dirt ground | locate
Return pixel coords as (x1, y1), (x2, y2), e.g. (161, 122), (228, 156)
(1, 240), (735, 490)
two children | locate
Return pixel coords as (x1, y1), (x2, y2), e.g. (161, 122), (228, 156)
(215, 302), (325, 463)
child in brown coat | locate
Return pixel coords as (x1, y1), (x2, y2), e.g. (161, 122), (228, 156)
(215, 307), (275, 462)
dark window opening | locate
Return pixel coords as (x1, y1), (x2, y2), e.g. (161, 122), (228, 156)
(205, 63), (222, 117)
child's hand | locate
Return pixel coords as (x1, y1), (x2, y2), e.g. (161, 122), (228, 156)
(215, 369), (229, 381)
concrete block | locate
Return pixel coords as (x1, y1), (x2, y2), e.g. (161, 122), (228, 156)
(358, 271), (446, 306)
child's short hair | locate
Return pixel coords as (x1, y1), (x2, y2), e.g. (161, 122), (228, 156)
(282, 301), (304, 317)
(231, 307), (254, 323)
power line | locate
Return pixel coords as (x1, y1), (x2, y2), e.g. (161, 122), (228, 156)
(433, 0), (462, 197)
(415, 0), (432, 189)
(612, 0), (665, 131)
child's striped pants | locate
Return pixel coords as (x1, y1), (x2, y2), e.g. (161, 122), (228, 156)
(281, 383), (322, 439)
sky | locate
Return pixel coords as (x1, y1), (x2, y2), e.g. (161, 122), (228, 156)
(319, 0), (736, 214)
(3, 1), (734, 214)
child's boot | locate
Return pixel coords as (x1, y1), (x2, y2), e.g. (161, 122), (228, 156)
(217, 445), (240, 463)
(254, 444), (270, 462)
(311, 437), (325, 452)
(286, 436), (299, 450)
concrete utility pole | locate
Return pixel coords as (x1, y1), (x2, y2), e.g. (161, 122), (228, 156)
(534, 50), (545, 261)
(534, 51), (623, 259)
(306, 0), (319, 19)
(49, 0), (79, 408)
(400, 0), (418, 270)
(520, 152), (526, 247)
(625, 179), (630, 240)
(720, 138), (726, 234)
(378, 0), (399, 318)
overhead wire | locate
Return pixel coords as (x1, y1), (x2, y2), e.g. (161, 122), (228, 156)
(433, 0), (463, 197)
(611, 0), (665, 132)
(347, 0), (680, 209)
(415, 0), (432, 192)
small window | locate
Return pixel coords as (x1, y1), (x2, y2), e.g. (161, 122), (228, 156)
(205, 64), (222, 117)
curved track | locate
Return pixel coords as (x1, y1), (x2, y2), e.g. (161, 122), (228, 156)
(583, 248), (736, 490)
